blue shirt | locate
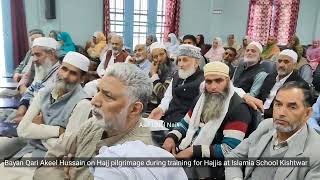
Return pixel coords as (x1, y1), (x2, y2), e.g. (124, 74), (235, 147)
(136, 59), (151, 73)
(308, 96), (320, 131)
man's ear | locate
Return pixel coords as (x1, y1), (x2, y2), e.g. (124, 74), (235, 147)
(129, 101), (144, 117)
(304, 107), (313, 122)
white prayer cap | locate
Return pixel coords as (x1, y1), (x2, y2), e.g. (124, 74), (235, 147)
(248, 41), (263, 54)
(62, 52), (90, 72)
(149, 42), (167, 53)
(279, 49), (298, 63)
(32, 37), (58, 50)
(177, 44), (202, 59)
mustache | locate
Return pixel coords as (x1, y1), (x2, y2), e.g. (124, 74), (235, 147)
(92, 107), (104, 119)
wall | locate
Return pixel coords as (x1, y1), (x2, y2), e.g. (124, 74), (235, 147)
(24, 0), (320, 46)
(179, 0), (319, 45)
(24, 0), (103, 46)
(1, 0), (13, 74)
(296, 0), (320, 44)
(180, 0), (249, 44)
(179, 0), (211, 41)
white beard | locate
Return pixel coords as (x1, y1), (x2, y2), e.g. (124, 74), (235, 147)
(92, 105), (129, 132)
(243, 56), (259, 63)
(178, 67), (196, 79)
(34, 58), (53, 81)
(135, 56), (145, 63)
(112, 49), (119, 55)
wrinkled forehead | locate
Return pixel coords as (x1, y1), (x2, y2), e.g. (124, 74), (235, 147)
(99, 76), (127, 96)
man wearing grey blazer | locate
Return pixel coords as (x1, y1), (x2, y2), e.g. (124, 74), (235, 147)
(225, 81), (320, 180)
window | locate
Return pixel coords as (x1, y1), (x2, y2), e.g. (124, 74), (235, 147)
(109, 0), (166, 49)
(133, 0), (148, 47)
(109, 0), (124, 37)
(156, 0), (166, 43)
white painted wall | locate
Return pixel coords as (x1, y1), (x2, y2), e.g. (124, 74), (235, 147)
(24, 0), (103, 46)
(24, 0), (319, 46)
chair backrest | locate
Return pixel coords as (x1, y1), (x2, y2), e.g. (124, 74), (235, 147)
(260, 60), (277, 74)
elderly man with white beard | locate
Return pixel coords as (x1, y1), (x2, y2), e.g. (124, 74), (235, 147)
(0, 52), (91, 179)
(149, 44), (204, 129)
(83, 35), (131, 97)
(232, 41), (268, 97)
(0, 37), (60, 160)
(162, 61), (253, 180)
(96, 35), (131, 77)
(15, 37), (61, 124)
(33, 63), (154, 180)
(128, 44), (152, 72)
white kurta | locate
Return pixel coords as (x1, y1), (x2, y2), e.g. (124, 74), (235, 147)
(90, 140), (188, 180)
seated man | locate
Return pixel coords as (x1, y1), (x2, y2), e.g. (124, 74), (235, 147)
(96, 35), (130, 77)
(0, 37), (60, 159)
(128, 44), (151, 73)
(162, 62), (253, 179)
(244, 49), (308, 118)
(15, 52), (91, 157)
(33, 63), (154, 180)
(149, 44), (204, 129)
(13, 29), (44, 85)
(0, 52), (91, 179)
(232, 41), (268, 97)
(90, 140), (188, 180)
(235, 36), (251, 67)
(84, 35), (131, 97)
(225, 81), (320, 180)
(15, 37), (61, 123)
(223, 47), (237, 77)
(148, 42), (177, 110)
(182, 34), (207, 69)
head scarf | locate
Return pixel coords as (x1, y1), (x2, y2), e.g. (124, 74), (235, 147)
(94, 32), (106, 44)
(57, 32), (76, 53)
(307, 39), (320, 71)
(166, 33), (180, 56)
(261, 36), (279, 59)
(204, 37), (225, 62)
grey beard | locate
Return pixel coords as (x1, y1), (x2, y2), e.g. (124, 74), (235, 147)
(201, 87), (230, 123)
(34, 58), (53, 81)
(54, 78), (77, 97)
